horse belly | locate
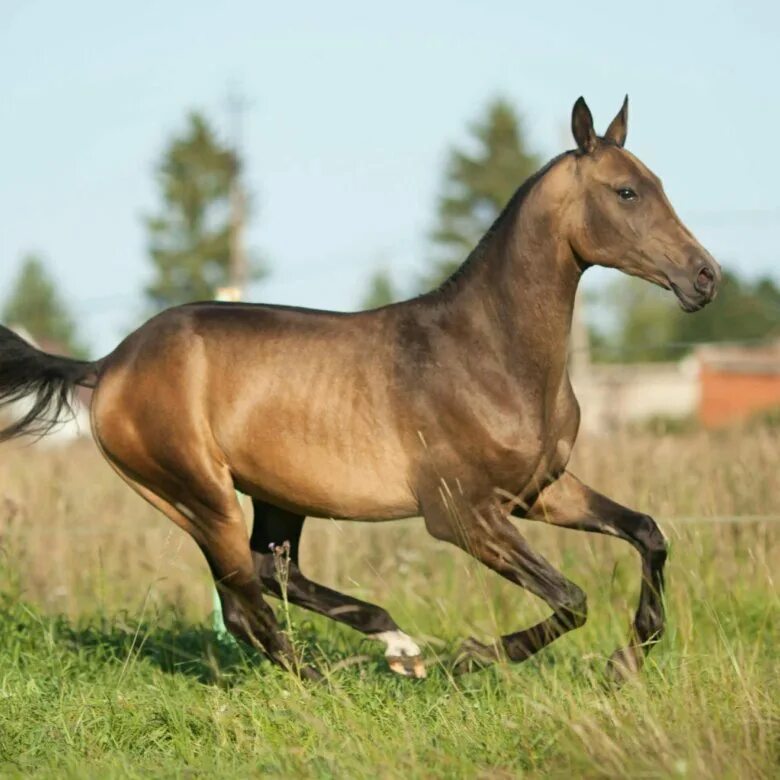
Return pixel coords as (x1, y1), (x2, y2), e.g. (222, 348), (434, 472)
(228, 430), (418, 520)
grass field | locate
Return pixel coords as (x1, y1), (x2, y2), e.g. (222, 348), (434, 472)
(0, 427), (777, 777)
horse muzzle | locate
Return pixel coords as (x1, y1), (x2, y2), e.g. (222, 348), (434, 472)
(668, 256), (721, 313)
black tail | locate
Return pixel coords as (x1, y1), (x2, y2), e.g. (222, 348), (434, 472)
(0, 325), (100, 442)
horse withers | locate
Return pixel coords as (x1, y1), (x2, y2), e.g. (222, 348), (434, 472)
(0, 97), (720, 681)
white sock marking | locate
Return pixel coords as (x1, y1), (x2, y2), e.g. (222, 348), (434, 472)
(374, 630), (421, 658)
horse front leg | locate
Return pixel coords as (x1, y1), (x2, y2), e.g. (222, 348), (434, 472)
(421, 488), (587, 673)
(522, 470), (669, 680)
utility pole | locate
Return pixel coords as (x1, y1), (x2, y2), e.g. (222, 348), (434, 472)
(225, 87), (250, 300)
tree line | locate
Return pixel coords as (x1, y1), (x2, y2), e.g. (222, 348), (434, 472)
(4, 100), (778, 360)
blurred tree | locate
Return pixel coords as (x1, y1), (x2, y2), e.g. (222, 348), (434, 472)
(145, 112), (265, 309)
(590, 269), (780, 362)
(2, 254), (86, 357)
(673, 270), (780, 344)
(424, 98), (541, 289)
(588, 278), (678, 363)
(361, 269), (399, 309)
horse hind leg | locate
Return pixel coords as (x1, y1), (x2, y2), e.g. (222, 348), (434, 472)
(250, 500), (426, 678)
(98, 455), (318, 680)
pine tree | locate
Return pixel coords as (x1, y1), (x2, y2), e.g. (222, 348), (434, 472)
(144, 112), (264, 310)
(361, 269), (399, 309)
(424, 99), (541, 288)
(2, 254), (85, 356)
(590, 271), (780, 362)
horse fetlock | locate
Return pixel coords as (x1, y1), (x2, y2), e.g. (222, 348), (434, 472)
(359, 607), (402, 635)
(605, 645), (643, 684)
(299, 664), (324, 683)
(453, 637), (503, 675)
(222, 599), (300, 669)
(635, 605), (665, 644)
(640, 515), (669, 566)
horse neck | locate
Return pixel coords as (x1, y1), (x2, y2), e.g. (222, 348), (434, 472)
(438, 192), (582, 376)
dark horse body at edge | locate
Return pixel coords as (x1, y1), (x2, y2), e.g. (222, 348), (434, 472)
(0, 98), (720, 680)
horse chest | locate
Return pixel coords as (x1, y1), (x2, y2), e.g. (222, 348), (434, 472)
(469, 379), (579, 497)
(479, 429), (571, 492)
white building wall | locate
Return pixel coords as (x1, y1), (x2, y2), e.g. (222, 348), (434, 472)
(572, 358), (700, 434)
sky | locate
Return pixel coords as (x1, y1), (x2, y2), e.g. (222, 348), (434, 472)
(2, 0), (779, 355)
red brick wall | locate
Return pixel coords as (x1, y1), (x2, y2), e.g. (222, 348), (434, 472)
(699, 366), (780, 427)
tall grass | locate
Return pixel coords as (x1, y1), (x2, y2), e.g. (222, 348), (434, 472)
(0, 426), (777, 777)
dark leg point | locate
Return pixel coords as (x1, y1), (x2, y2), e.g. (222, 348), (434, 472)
(299, 664), (325, 683)
(452, 637), (503, 675)
(605, 645), (642, 685)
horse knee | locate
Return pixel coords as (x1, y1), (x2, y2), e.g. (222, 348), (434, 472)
(559, 584), (588, 630)
(638, 515), (669, 568)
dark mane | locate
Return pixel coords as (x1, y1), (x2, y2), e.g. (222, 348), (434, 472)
(432, 150), (574, 294)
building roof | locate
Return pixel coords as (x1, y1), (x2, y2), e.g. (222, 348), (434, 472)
(697, 338), (780, 375)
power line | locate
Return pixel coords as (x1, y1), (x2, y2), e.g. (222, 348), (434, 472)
(575, 334), (780, 356)
(686, 207), (780, 226)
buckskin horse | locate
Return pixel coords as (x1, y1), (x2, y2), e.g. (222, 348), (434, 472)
(0, 97), (720, 681)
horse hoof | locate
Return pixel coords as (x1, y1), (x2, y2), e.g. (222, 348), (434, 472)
(605, 647), (641, 685)
(387, 655), (427, 679)
(452, 637), (502, 675)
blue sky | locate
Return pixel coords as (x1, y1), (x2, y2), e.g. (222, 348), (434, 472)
(2, 0), (779, 355)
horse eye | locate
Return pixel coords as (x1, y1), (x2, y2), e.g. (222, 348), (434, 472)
(617, 187), (638, 201)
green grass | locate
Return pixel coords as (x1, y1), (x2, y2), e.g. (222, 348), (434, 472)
(0, 435), (778, 777)
(0, 559), (776, 779)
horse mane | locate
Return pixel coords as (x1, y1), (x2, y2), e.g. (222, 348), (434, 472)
(431, 150), (574, 295)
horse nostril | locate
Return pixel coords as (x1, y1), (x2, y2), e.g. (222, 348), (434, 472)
(695, 265), (715, 294)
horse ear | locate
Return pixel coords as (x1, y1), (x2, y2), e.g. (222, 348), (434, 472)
(571, 97), (597, 154)
(604, 95), (629, 147)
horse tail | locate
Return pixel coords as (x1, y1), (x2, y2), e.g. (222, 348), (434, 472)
(0, 324), (102, 442)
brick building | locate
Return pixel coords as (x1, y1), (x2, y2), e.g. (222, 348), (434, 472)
(697, 339), (780, 427)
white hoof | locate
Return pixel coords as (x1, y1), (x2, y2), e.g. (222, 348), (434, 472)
(373, 631), (426, 679)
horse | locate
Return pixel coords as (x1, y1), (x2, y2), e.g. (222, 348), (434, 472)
(0, 97), (720, 681)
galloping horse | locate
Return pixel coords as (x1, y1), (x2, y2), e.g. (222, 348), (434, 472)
(0, 97), (720, 681)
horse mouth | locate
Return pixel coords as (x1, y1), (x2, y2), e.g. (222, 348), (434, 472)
(669, 282), (706, 313)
